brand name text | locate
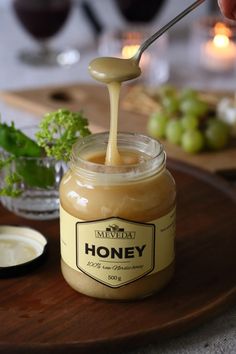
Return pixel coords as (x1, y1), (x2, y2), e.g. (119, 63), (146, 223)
(85, 243), (146, 259)
(95, 230), (135, 239)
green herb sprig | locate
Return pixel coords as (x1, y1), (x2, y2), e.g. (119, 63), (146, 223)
(0, 109), (91, 197)
(0, 155), (22, 197)
(0, 171), (22, 197)
(36, 109), (90, 162)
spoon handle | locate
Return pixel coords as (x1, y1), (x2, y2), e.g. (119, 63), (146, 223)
(133, 0), (206, 62)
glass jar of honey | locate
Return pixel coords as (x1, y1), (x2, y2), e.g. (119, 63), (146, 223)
(60, 132), (176, 300)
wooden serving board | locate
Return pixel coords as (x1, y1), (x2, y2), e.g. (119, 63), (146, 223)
(0, 84), (236, 173)
(0, 160), (236, 354)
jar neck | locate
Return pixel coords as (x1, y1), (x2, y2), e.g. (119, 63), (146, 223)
(70, 132), (166, 183)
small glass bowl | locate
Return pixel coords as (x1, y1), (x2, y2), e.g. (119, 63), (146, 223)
(0, 151), (67, 220)
(0, 126), (67, 220)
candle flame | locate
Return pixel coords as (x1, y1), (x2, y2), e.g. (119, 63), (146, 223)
(213, 22), (233, 49)
(122, 44), (140, 59)
(123, 31), (142, 41)
(214, 22), (232, 37)
(213, 34), (230, 48)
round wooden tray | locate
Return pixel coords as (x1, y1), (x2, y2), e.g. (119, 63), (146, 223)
(0, 160), (236, 354)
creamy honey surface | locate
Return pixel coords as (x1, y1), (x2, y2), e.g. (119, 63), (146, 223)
(88, 57), (141, 84)
(106, 82), (122, 165)
(61, 147), (175, 224)
(88, 150), (143, 165)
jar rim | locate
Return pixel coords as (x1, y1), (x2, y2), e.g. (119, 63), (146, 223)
(70, 132), (165, 182)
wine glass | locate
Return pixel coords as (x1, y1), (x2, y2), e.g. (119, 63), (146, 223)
(12, 0), (80, 66)
(114, 0), (166, 23)
(104, 0), (169, 85)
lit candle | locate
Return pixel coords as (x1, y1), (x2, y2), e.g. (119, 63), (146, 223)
(201, 22), (236, 72)
(121, 44), (140, 59)
(121, 43), (150, 71)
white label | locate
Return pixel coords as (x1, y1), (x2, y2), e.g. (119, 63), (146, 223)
(60, 206), (175, 288)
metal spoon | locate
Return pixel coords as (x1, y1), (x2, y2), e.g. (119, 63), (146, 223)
(133, 0), (206, 63)
(89, 0), (206, 83)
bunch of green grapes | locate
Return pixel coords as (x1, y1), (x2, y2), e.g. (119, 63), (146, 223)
(147, 86), (230, 154)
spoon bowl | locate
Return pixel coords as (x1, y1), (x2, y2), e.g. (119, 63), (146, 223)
(88, 57), (141, 83)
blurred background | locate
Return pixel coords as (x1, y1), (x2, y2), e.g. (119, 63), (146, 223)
(1, 0), (235, 92)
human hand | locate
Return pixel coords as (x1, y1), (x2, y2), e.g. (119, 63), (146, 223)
(218, 0), (236, 20)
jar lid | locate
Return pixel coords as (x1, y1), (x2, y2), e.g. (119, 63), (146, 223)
(0, 225), (47, 278)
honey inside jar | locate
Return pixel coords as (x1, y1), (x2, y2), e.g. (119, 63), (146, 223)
(60, 133), (176, 300)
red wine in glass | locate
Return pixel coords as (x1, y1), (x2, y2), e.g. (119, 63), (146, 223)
(12, 0), (80, 66)
(114, 0), (166, 23)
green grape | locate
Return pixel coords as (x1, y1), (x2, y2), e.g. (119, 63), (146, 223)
(159, 85), (177, 98)
(166, 120), (183, 145)
(162, 96), (179, 115)
(147, 112), (169, 139)
(205, 119), (230, 150)
(180, 97), (208, 117)
(181, 130), (205, 153)
(181, 115), (199, 131)
(179, 88), (198, 100)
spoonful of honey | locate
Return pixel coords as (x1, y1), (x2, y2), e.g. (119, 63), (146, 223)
(89, 0), (205, 83)
(89, 0), (205, 166)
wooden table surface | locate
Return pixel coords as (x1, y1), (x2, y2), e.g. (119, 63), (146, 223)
(0, 160), (236, 354)
(0, 84), (236, 173)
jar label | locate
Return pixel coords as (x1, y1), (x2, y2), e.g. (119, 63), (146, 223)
(60, 206), (175, 288)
